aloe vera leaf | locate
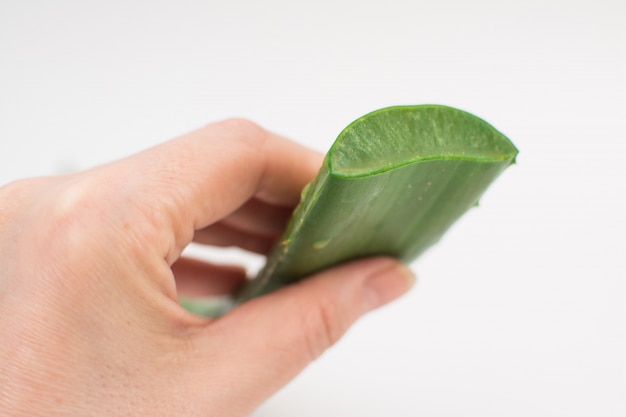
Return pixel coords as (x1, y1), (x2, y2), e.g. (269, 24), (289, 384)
(236, 105), (518, 303)
(180, 297), (234, 317)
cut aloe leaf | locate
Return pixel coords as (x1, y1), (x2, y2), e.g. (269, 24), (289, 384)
(180, 297), (235, 317)
(236, 105), (518, 303)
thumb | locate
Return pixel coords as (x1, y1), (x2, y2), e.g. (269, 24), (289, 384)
(203, 257), (415, 408)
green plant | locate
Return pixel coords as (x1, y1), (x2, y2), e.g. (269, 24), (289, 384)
(236, 105), (518, 302)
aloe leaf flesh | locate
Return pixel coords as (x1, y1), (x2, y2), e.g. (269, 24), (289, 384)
(236, 105), (518, 303)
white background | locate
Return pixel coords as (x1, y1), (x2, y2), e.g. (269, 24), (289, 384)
(1, 0), (624, 415)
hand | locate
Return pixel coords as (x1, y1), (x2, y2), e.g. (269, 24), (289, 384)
(0, 119), (415, 416)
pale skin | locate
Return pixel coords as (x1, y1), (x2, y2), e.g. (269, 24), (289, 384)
(0, 119), (415, 416)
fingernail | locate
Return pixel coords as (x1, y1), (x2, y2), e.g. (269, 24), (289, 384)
(363, 261), (416, 313)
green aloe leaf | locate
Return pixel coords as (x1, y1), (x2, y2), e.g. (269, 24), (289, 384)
(236, 104), (518, 303)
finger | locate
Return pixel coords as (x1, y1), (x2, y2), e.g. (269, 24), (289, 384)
(220, 198), (293, 237)
(172, 257), (247, 297)
(193, 198), (292, 256)
(193, 257), (416, 406)
(127, 118), (320, 219)
(193, 223), (276, 255)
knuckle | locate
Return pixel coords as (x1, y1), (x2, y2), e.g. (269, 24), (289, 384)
(41, 179), (108, 255)
(37, 174), (130, 257)
(299, 297), (347, 361)
(48, 177), (108, 227)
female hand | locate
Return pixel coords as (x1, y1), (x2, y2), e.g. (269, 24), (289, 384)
(0, 119), (414, 416)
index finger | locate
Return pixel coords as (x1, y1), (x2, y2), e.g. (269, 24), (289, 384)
(120, 118), (323, 255)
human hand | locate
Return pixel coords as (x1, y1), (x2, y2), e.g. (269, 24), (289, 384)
(0, 119), (415, 416)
